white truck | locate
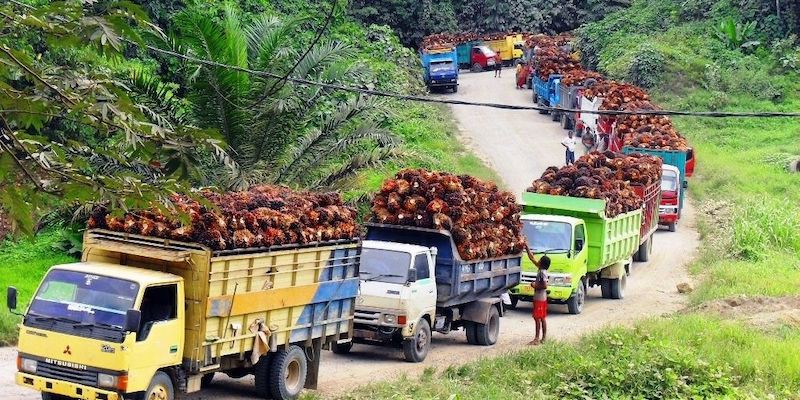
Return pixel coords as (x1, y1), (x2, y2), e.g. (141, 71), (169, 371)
(331, 223), (522, 362)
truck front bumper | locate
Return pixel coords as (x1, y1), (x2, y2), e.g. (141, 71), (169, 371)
(428, 79), (458, 87)
(17, 372), (120, 400)
(511, 283), (573, 301)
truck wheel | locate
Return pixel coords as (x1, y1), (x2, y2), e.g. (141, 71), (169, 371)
(609, 274), (627, 300)
(566, 281), (585, 315)
(635, 237), (651, 262)
(453, 85), (458, 93)
(552, 111), (560, 121)
(269, 345), (308, 400)
(600, 278), (611, 299)
(471, 63), (483, 72)
(201, 372), (215, 387)
(668, 222), (677, 232)
(474, 306), (500, 346)
(539, 98), (550, 115)
(331, 341), (353, 355)
(532, 92), (538, 104)
(403, 318), (431, 363)
(144, 371), (174, 400)
(464, 321), (478, 344)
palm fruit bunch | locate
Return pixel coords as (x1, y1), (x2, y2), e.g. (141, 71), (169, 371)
(615, 101), (690, 151)
(421, 32), (519, 49)
(524, 33), (573, 49)
(583, 81), (650, 108)
(88, 185), (359, 251)
(533, 46), (581, 79)
(527, 151), (661, 217)
(559, 69), (604, 86)
(370, 169), (526, 261)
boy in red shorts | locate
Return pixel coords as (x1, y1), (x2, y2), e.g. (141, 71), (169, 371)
(526, 248), (550, 345)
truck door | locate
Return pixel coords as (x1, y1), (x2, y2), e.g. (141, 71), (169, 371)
(574, 224), (588, 276)
(129, 283), (184, 391)
(409, 253), (436, 325)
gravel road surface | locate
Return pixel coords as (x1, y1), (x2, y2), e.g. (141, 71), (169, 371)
(0, 70), (698, 400)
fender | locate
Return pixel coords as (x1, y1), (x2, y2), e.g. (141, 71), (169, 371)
(461, 297), (502, 324)
(600, 258), (632, 279)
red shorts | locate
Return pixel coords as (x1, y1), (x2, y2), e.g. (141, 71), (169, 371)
(532, 300), (548, 319)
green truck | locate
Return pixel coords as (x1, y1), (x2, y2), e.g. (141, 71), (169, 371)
(510, 192), (643, 314)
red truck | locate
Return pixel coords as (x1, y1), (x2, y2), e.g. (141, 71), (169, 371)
(456, 42), (500, 72)
(631, 179), (661, 262)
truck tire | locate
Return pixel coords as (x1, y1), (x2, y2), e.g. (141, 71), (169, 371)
(566, 281), (585, 315)
(471, 63), (483, 72)
(474, 306), (500, 346)
(600, 278), (611, 299)
(144, 371), (174, 400)
(464, 321), (478, 344)
(668, 222), (677, 232)
(331, 341), (353, 355)
(552, 110), (560, 121)
(532, 92), (538, 105)
(254, 355), (272, 398)
(403, 318), (431, 363)
(635, 237), (651, 262)
(453, 85), (458, 93)
(609, 274), (626, 300)
(201, 372), (215, 387)
(269, 345), (308, 400)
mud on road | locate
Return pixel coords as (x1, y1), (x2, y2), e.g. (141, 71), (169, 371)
(0, 71), (699, 400)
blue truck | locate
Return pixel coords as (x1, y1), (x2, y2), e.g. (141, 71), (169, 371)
(533, 73), (562, 120)
(557, 78), (599, 132)
(421, 47), (459, 93)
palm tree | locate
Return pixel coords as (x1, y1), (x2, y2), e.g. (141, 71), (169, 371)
(175, 3), (398, 190)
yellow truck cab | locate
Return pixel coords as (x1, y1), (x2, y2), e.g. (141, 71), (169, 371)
(485, 34), (525, 66)
(10, 229), (360, 400)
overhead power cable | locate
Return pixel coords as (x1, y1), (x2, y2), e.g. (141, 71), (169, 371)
(132, 41), (800, 118)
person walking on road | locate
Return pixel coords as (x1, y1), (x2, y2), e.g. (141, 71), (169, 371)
(526, 247), (550, 345)
(561, 130), (577, 165)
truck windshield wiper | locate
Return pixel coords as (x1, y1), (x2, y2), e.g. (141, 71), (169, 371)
(362, 273), (404, 282)
(29, 315), (80, 324)
(537, 248), (570, 253)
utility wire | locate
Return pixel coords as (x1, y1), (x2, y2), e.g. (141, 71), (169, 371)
(129, 40), (800, 118)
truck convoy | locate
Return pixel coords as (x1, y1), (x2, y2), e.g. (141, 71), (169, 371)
(337, 223), (522, 362)
(10, 229), (360, 400)
(511, 192), (644, 314)
(420, 47), (459, 93)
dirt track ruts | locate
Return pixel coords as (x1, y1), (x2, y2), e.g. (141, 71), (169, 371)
(0, 70), (698, 400)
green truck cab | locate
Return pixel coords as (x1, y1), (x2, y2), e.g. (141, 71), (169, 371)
(510, 192), (642, 314)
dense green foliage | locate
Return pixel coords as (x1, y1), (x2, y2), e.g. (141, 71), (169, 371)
(332, 315), (800, 399)
(349, 0), (629, 47)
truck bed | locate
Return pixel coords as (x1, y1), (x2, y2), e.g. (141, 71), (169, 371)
(631, 181), (661, 245)
(83, 230), (360, 372)
(520, 193), (641, 272)
(364, 223), (522, 308)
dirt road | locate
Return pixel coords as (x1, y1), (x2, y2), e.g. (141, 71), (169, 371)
(0, 71), (698, 400)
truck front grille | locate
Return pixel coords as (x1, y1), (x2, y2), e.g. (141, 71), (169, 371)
(520, 272), (538, 285)
(354, 310), (381, 324)
(37, 362), (98, 387)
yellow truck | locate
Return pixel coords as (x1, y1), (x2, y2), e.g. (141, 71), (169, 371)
(9, 229), (360, 400)
(485, 34), (524, 66)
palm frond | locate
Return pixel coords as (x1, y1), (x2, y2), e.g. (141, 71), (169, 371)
(312, 146), (401, 189)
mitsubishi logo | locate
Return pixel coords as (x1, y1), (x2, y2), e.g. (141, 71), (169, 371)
(63, 345), (72, 355)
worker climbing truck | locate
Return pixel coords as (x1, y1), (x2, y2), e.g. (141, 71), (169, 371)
(510, 190), (654, 314)
(334, 223), (521, 362)
(10, 229), (359, 400)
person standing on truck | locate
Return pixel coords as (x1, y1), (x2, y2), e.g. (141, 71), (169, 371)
(526, 247), (550, 345)
(561, 130), (577, 165)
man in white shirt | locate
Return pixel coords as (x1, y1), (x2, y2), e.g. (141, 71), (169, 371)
(561, 131), (577, 165)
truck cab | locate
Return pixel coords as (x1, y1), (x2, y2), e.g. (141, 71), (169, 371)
(13, 262), (185, 400)
(470, 46), (498, 72)
(421, 48), (459, 93)
(510, 215), (589, 314)
(344, 240), (437, 362)
(659, 164), (684, 231)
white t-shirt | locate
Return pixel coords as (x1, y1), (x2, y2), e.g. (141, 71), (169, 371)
(561, 137), (577, 152)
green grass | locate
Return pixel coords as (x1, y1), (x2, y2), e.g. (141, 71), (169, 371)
(325, 314), (800, 399)
(0, 229), (77, 345)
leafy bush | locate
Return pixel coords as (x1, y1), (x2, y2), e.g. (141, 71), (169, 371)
(715, 16), (760, 50)
(628, 43), (665, 88)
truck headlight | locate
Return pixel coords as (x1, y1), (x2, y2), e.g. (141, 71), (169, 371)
(383, 314), (396, 324)
(98, 373), (118, 388)
(551, 276), (572, 286)
(18, 357), (37, 373)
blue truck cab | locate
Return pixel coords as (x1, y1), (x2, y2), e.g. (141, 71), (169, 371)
(533, 73), (562, 116)
(421, 47), (459, 93)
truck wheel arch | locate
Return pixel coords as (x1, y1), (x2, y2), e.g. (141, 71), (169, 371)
(461, 297), (503, 324)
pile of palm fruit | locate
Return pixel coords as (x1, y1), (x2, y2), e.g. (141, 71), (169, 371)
(560, 69), (604, 86)
(88, 185), (359, 250)
(370, 169), (526, 260)
(615, 101), (690, 151)
(421, 32), (520, 49)
(532, 46), (581, 79)
(527, 152), (662, 217)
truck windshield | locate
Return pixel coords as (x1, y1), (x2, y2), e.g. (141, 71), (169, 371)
(661, 171), (678, 191)
(476, 46), (494, 56)
(28, 269), (139, 328)
(522, 220), (572, 253)
(359, 248), (410, 284)
(430, 61), (454, 73)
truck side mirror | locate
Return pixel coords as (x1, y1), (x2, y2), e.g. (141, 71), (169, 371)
(7, 286), (17, 311)
(407, 269), (417, 283)
(682, 180), (688, 189)
(124, 309), (142, 333)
